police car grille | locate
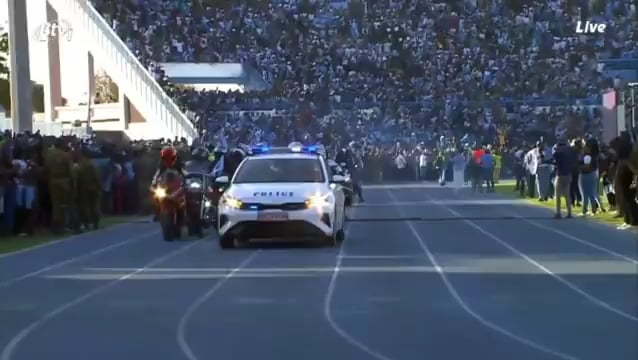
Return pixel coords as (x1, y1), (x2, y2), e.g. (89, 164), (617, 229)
(241, 203), (307, 211)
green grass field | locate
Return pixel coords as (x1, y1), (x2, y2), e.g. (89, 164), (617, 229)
(0, 215), (147, 255)
(494, 180), (626, 227)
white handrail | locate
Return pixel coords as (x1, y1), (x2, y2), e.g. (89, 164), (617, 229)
(64, 0), (197, 138)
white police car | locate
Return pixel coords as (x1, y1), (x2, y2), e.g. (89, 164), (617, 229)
(214, 144), (347, 248)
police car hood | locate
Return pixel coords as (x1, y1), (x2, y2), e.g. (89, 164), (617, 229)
(228, 183), (328, 203)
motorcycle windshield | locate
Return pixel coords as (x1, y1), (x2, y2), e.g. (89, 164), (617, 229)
(185, 173), (205, 190)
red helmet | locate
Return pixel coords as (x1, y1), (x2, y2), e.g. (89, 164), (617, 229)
(160, 146), (177, 167)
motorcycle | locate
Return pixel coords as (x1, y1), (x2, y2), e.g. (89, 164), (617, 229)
(338, 162), (355, 206)
(184, 172), (215, 237)
(153, 169), (186, 241)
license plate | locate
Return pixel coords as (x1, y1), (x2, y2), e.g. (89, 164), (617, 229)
(257, 212), (289, 221)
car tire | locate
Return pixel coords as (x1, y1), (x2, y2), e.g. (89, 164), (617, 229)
(219, 234), (235, 249)
(323, 212), (338, 247)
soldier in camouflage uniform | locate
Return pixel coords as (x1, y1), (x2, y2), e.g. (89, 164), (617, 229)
(44, 139), (73, 234)
(72, 147), (101, 230)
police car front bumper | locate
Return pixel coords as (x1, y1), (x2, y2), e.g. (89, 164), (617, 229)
(218, 205), (336, 239)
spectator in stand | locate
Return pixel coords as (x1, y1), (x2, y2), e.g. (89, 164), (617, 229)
(89, 0), (635, 150)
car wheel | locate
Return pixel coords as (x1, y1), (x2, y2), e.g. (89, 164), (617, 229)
(219, 234), (235, 249)
(323, 212), (339, 247)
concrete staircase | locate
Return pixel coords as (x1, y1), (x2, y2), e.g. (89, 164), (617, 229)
(47, 0), (197, 140)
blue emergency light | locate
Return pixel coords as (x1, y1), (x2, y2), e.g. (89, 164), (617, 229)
(250, 146), (270, 155)
(249, 144), (320, 155)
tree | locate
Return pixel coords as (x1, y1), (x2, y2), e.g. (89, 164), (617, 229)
(0, 32), (8, 77)
(94, 72), (119, 104)
(0, 32), (9, 112)
(0, 32), (46, 114)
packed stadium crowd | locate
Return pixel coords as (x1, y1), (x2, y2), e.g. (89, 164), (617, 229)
(0, 131), (190, 238)
(93, 0), (636, 146)
(1, 0), (637, 242)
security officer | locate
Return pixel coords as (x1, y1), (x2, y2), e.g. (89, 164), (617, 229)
(185, 147), (212, 174)
(223, 147), (246, 177)
(73, 146), (101, 230)
(45, 138), (73, 234)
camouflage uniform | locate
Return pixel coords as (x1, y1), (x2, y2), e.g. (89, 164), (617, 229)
(44, 146), (73, 234)
(73, 155), (101, 229)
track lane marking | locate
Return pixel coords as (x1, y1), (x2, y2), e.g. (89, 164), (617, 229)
(515, 216), (638, 264)
(0, 222), (141, 260)
(386, 189), (580, 360)
(323, 206), (395, 360)
(444, 188), (638, 263)
(425, 193), (638, 322)
(0, 240), (202, 360)
(0, 230), (160, 289)
(176, 250), (260, 360)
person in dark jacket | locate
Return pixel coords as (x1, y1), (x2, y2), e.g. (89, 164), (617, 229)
(184, 147), (212, 174)
(552, 138), (576, 218)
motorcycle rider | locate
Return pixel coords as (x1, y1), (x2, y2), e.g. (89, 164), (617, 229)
(151, 146), (186, 220)
(336, 141), (365, 203)
(152, 145), (186, 185)
(223, 147), (247, 177)
(185, 146), (212, 174)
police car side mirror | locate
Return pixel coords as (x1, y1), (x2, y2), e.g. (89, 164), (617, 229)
(215, 175), (229, 184)
(331, 175), (345, 183)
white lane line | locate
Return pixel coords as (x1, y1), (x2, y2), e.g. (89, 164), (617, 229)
(446, 188), (638, 262)
(0, 222), (139, 260)
(0, 240), (201, 360)
(0, 230), (160, 289)
(323, 208), (395, 360)
(427, 197), (638, 322)
(177, 250), (261, 360)
(516, 216), (638, 264)
(386, 189), (581, 360)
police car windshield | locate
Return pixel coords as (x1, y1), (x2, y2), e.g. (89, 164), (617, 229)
(233, 158), (325, 183)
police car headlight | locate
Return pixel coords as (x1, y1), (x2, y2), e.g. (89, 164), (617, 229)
(305, 193), (333, 208)
(189, 182), (202, 189)
(221, 194), (242, 209)
(204, 200), (212, 208)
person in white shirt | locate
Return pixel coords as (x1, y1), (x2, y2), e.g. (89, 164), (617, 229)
(524, 146), (540, 198)
(451, 149), (466, 189)
(418, 151), (428, 180)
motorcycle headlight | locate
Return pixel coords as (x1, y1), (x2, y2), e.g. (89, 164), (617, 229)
(305, 192), (333, 208)
(222, 194), (242, 209)
(189, 182), (202, 189)
(154, 187), (167, 199)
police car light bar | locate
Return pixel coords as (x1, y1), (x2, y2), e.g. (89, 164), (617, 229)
(249, 145), (320, 155)
(250, 146), (270, 155)
(289, 144), (318, 154)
